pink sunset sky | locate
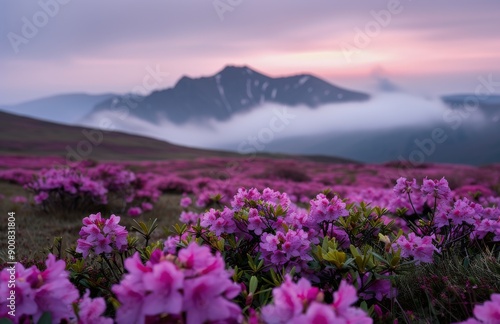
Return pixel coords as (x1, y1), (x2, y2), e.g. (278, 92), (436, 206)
(1, 0), (499, 104)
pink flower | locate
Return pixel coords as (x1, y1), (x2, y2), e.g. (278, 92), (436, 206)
(333, 281), (373, 323)
(113, 244), (241, 324)
(183, 275), (241, 324)
(141, 202), (153, 211)
(392, 233), (439, 264)
(434, 203), (453, 228)
(473, 294), (500, 323)
(201, 207), (236, 236)
(333, 280), (358, 315)
(421, 177), (452, 201)
(127, 206), (143, 217)
(473, 219), (500, 241)
(261, 276), (319, 324)
(0, 254), (79, 323)
(259, 230), (312, 272)
(247, 208), (266, 235)
(231, 187), (261, 210)
(358, 273), (397, 301)
(112, 254), (150, 324)
(180, 195), (192, 208)
(309, 194), (349, 226)
(177, 243), (225, 276)
(450, 198), (480, 225)
(0, 263), (37, 321)
(393, 177), (420, 197)
(289, 302), (339, 324)
(77, 290), (113, 324)
(460, 293), (500, 324)
(33, 255), (79, 323)
(76, 213), (128, 258)
(34, 191), (49, 204)
(262, 277), (371, 324)
(142, 261), (184, 315)
(179, 211), (202, 224)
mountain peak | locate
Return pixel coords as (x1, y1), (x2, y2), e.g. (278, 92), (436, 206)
(218, 65), (261, 77)
(92, 65), (370, 124)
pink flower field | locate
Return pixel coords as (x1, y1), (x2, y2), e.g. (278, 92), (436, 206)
(1, 155), (500, 323)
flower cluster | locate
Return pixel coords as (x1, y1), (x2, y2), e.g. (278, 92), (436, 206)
(308, 193), (349, 232)
(421, 177), (452, 201)
(112, 243), (241, 324)
(460, 293), (500, 323)
(76, 212), (128, 258)
(0, 254), (113, 323)
(392, 177), (500, 248)
(393, 177), (420, 197)
(3, 154), (500, 323)
(392, 233), (439, 264)
(261, 276), (372, 324)
(260, 229), (312, 271)
(25, 164), (159, 214)
(201, 207), (237, 236)
(0, 254), (79, 323)
(26, 167), (108, 205)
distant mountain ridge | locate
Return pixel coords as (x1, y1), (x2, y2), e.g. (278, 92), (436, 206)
(0, 93), (116, 125)
(89, 65), (370, 124)
(442, 94), (500, 111)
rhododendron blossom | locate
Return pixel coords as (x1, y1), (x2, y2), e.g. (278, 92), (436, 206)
(201, 207), (236, 236)
(180, 195), (192, 208)
(393, 177), (420, 197)
(0, 254), (79, 323)
(309, 193), (349, 224)
(259, 229), (312, 271)
(261, 276), (372, 324)
(459, 293), (500, 323)
(76, 213), (128, 258)
(421, 177), (452, 201)
(392, 233), (439, 264)
(127, 206), (143, 217)
(77, 290), (113, 324)
(112, 243), (241, 324)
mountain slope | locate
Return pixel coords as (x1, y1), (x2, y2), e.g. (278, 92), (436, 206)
(0, 110), (236, 161)
(0, 93), (117, 125)
(89, 65), (370, 124)
(0, 111), (354, 163)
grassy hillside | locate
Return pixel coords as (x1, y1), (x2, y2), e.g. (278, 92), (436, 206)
(0, 110), (354, 163)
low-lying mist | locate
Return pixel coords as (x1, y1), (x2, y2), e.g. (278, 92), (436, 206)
(80, 92), (495, 164)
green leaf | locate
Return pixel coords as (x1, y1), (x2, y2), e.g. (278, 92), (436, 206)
(341, 256), (353, 265)
(256, 259), (264, 272)
(249, 276), (258, 294)
(371, 251), (389, 265)
(37, 312), (53, 324)
(247, 254), (256, 271)
(0, 319), (14, 324)
(269, 268), (281, 286)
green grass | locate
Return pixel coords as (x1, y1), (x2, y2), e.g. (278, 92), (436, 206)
(395, 248), (500, 322)
(0, 181), (186, 263)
